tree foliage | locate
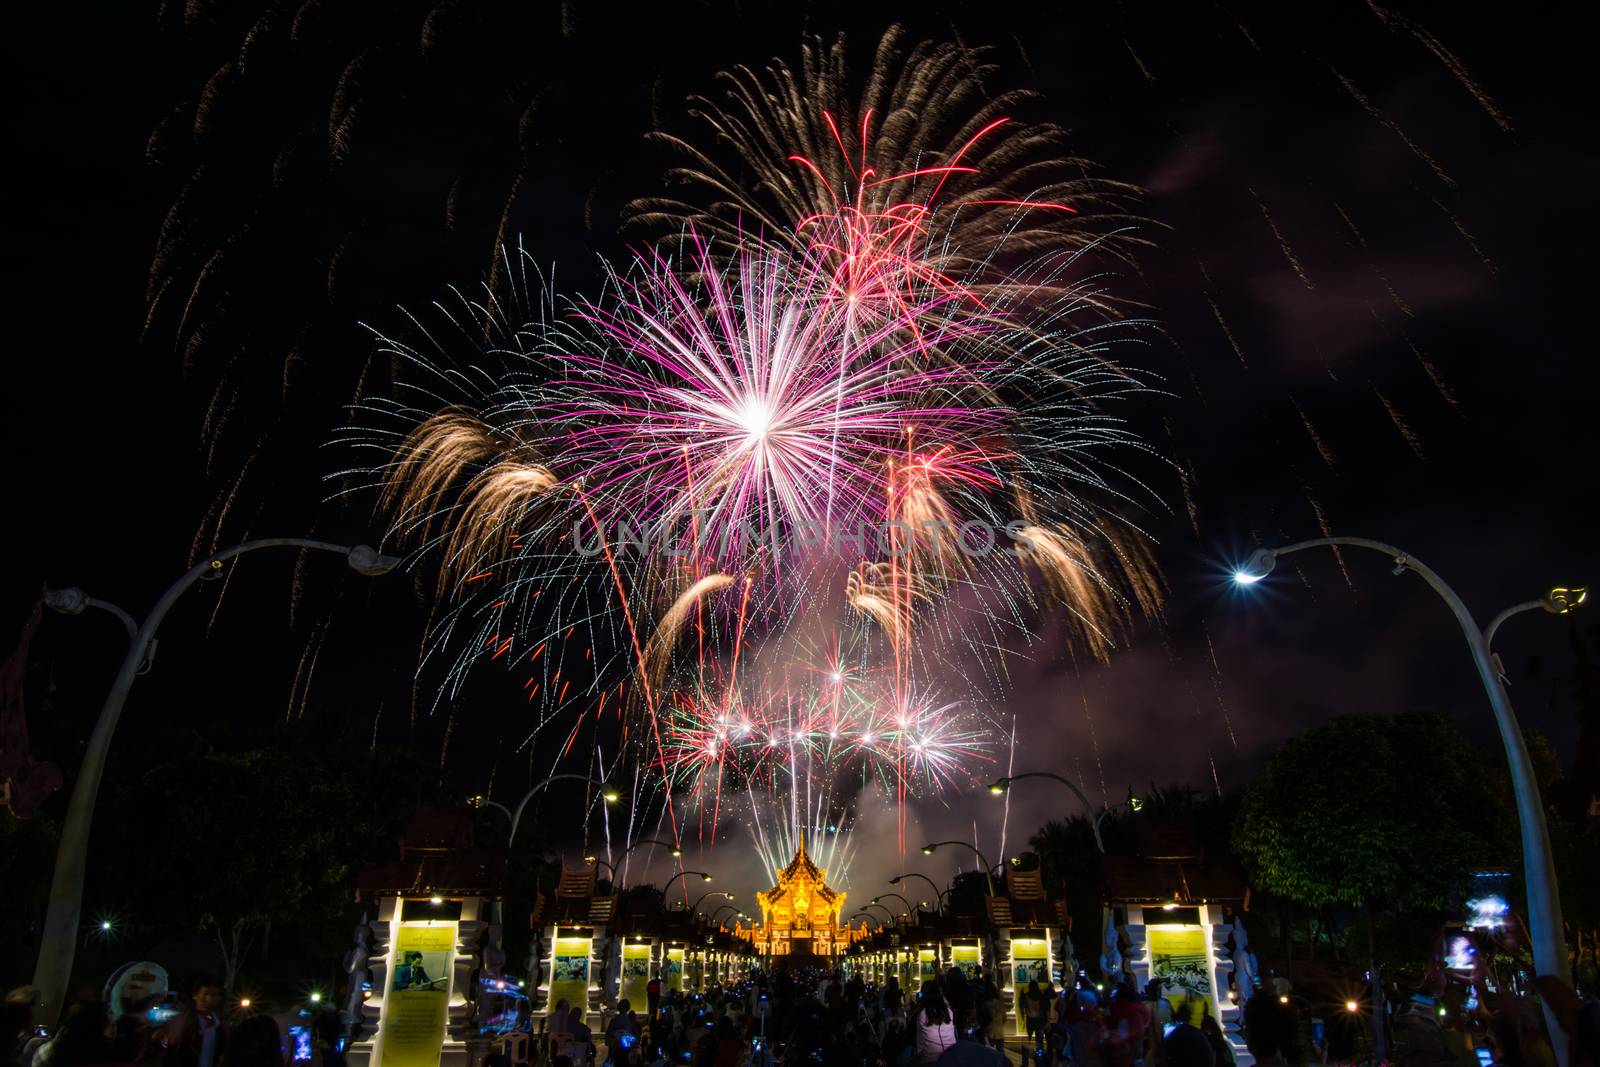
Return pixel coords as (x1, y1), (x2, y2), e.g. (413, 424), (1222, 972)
(1233, 712), (1501, 910)
(89, 713), (448, 990)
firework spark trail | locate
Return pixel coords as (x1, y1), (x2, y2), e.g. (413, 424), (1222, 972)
(643, 573), (737, 694)
(1200, 620), (1240, 751)
(1123, 40), (1156, 83)
(1406, 336), (1463, 414)
(1365, 1), (1514, 134)
(1334, 203), (1414, 318)
(1304, 491), (1354, 590)
(999, 713), (1016, 863)
(1290, 396), (1337, 468)
(1430, 195), (1497, 276)
(1223, 8), (1263, 54)
(1178, 467), (1200, 540)
(1206, 296), (1249, 368)
(1247, 188), (1315, 290)
(1373, 383), (1427, 459)
(339, 25), (1170, 861)
(1166, 636), (1221, 797)
(1323, 65), (1457, 188)
(1071, 664), (1108, 806)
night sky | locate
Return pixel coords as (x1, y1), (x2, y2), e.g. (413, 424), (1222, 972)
(9, 0), (1596, 901)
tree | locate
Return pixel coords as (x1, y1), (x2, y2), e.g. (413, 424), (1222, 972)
(1234, 712), (1499, 913)
(91, 714), (449, 993)
(1234, 712), (1504, 1058)
(106, 747), (353, 990)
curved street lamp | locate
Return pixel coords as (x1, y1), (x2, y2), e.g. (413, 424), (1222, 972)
(889, 873), (944, 914)
(873, 892), (914, 916)
(582, 855), (617, 885)
(854, 909), (888, 930)
(920, 840), (996, 896)
(477, 774), (619, 846)
(988, 772), (1113, 853)
(688, 890), (734, 914)
(660, 870), (714, 899)
(614, 837), (683, 864)
(708, 904), (740, 925)
(32, 537), (400, 1024)
(860, 903), (895, 923)
(1233, 537), (1585, 1067)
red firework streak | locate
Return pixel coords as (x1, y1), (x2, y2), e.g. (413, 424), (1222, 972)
(572, 481), (683, 854)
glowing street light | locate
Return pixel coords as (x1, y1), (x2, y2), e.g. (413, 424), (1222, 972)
(920, 841), (996, 896)
(32, 538), (399, 1026)
(661, 870), (715, 898)
(987, 773), (1117, 852)
(1232, 537), (1585, 1066)
(476, 774), (621, 847)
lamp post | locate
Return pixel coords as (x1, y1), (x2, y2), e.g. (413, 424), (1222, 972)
(32, 538), (400, 1025)
(921, 840), (997, 896)
(988, 773), (1115, 853)
(1233, 538), (1584, 1067)
(874, 893), (915, 917)
(689, 890), (734, 914)
(708, 904), (740, 925)
(889, 873), (944, 914)
(614, 837), (683, 863)
(583, 855), (617, 885)
(478, 774), (620, 846)
(856, 908), (890, 929)
(661, 871), (714, 901)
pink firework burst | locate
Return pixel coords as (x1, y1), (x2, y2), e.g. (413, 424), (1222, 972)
(543, 229), (1007, 572)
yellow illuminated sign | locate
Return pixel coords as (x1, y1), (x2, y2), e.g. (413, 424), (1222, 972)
(550, 936), (591, 1015)
(1148, 926), (1211, 1024)
(380, 921), (456, 1067)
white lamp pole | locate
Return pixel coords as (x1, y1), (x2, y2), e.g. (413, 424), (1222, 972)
(32, 538), (399, 1024)
(1234, 537), (1584, 1066)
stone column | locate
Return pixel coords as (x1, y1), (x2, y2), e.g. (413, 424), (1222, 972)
(347, 897), (398, 1067)
(443, 897), (486, 1067)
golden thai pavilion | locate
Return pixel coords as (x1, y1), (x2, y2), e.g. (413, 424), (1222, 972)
(740, 836), (860, 960)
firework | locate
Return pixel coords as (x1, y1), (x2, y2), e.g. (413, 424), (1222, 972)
(339, 26), (1168, 855)
(627, 25), (1148, 297)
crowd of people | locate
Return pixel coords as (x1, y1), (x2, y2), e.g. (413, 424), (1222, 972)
(12, 970), (1595, 1067)
(536, 967), (1271, 1067)
(3, 982), (346, 1067)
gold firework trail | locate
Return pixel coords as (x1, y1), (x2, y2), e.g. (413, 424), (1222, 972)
(1208, 298), (1249, 367)
(1365, 1), (1514, 133)
(1249, 188), (1314, 290)
(1304, 491), (1354, 590)
(1324, 64), (1456, 187)
(1076, 667), (1109, 805)
(1124, 39), (1156, 83)
(1290, 395), (1337, 468)
(1373, 384), (1426, 459)
(1406, 336), (1463, 414)
(1431, 195), (1497, 276)
(1221, 6), (1263, 54)
(1334, 202), (1414, 317)
(1179, 466), (1200, 540)
(1199, 261), (1248, 366)
(1165, 635), (1222, 797)
(1200, 619), (1240, 751)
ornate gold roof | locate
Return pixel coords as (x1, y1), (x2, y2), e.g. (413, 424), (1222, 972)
(758, 833), (841, 907)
